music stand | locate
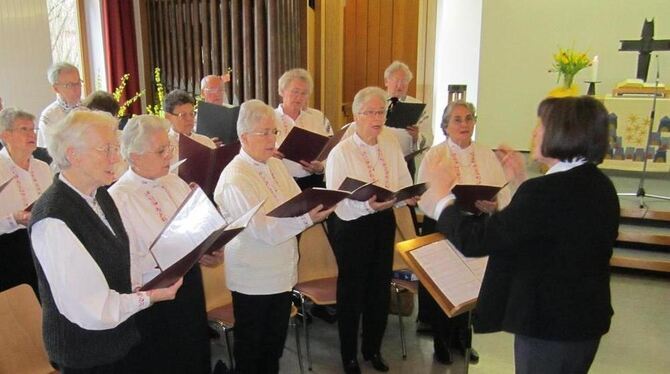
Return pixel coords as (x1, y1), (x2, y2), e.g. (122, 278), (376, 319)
(617, 55), (670, 208)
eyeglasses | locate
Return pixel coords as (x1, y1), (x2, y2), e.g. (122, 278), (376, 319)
(55, 80), (83, 89)
(358, 110), (386, 117)
(451, 115), (476, 125)
(148, 144), (175, 158)
(9, 126), (37, 134)
(247, 128), (279, 137)
(169, 111), (196, 119)
(94, 144), (121, 158)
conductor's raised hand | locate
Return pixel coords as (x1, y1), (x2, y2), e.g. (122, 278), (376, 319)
(368, 195), (397, 212)
(308, 204), (336, 223)
(495, 144), (526, 186)
(148, 277), (183, 304)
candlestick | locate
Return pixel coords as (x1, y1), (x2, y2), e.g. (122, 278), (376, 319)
(591, 55), (599, 82)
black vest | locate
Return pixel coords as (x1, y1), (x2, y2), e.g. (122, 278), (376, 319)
(29, 177), (139, 368)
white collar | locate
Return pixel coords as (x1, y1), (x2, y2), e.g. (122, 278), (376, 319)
(447, 137), (473, 153)
(352, 131), (379, 149)
(239, 148), (270, 168)
(59, 173), (97, 202)
(124, 168), (167, 189)
(0, 147), (33, 171)
(546, 158), (587, 175)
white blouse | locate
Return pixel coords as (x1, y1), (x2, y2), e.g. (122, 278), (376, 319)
(213, 149), (312, 295)
(275, 105), (333, 178)
(418, 139), (511, 219)
(325, 131), (413, 221)
(0, 148), (53, 234)
(30, 174), (150, 331)
(109, 169), (192, 289)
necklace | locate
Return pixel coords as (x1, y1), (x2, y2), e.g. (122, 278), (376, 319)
(358, 142), (390, 188)
(448, 145), (481, 184)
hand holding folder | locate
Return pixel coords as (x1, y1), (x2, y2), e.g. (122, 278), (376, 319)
(338, 177), (427, 203)
(140, 187), (263, 290)
(451, 183), (508, 214)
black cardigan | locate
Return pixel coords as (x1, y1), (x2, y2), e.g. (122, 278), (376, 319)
(437, 163), (619, 341)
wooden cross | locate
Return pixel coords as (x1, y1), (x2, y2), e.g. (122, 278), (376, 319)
(619, 19), (670, 81)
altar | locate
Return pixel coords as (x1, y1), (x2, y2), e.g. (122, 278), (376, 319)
(600, 95), (670, 172)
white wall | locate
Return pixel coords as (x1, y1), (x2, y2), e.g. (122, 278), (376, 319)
(476, 0), (670, 150)
(431, 0), (483, 145)
(84, 0), (107, 91)
(0, 0), (55, 116)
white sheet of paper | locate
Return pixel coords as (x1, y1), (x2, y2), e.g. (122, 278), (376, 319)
(150, 187), (226, 270)
(411, 240), (488, 308)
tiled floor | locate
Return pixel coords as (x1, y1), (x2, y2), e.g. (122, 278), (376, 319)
(209, 269), (669, 373)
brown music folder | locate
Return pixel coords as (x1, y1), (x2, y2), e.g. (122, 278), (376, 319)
(178, 135), (240, 197)
(277, 126), (347, 163)
(266, 187), (350, 218)
(396, 233), (487, 317)
(385, 101), (426, 129)
(451, 183), (507, 214)
(140, 189), (262, 291)
(338, 177), (427, 202)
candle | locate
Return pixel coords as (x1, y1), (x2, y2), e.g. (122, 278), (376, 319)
(591, 55), (599, 82)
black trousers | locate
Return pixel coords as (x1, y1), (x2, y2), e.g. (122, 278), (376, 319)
(0, 229), (38, 297)
(514, 334), (600, 374)
(328, 210), (395, 362)
(231, 291), (292, 374)
(132, 266), (210, 374)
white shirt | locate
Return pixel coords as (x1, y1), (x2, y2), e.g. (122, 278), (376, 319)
(325, 131), (413, 221)
(213, 149), (313, 295)
(546, 158), (587, 175)
(275, 105), (333, 178)
(169, 128), (217, 166)
(30, 174), (151, 330)
(385, 95), (431, 156)
(37, 100), (68, 147)
(419, 139), (511, 220)
(0, 148), (52, 234)
(109, 169), (191, 289)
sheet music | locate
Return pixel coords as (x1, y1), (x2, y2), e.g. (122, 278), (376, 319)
(150, 187), (226, 270)
(411, 240), (488, 308)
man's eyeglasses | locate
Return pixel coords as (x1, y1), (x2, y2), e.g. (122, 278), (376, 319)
(9, 126), (37, 134)
(55, 80), (83, 89)
(358, 110), (386, 117)
(169, 111), (196, 119)
(94, 144), (121, 158)
(247, 128), (279, 137)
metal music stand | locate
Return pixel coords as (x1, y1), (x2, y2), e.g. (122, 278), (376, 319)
(617, 55), (670, 207)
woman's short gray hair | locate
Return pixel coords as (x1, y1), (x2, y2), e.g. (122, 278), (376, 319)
(278, 68), (314, 96)
(47, 62), (79, 85)
(384, 61), (413, 82)
(0, 108), (35, 133)
(120, 115), (171, 161)
(237, 99), (276, 136)
(47, 110), (117, 171)
(441, 100), (477, 128)
(352, 86), (387, 115)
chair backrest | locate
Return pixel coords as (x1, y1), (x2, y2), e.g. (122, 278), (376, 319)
(297, 223), (339, 283)
(200, 263), (232, 312)
(0, 284), (56, 374)
(393, 206), (417, 270)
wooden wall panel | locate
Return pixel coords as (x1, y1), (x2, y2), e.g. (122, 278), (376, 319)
(343, 0), (420, 109)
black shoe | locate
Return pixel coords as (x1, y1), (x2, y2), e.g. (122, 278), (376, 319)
(363, 353), (389, 372)
(434, 348), (453, 365)
(342, 359), (361, 374)
(457, 346), (479, 364)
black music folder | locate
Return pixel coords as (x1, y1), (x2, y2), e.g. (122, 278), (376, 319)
(385, 101), (426, 129)
(196, 101), (240, 144)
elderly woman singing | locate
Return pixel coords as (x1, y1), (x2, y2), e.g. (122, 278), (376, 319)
(29, 111), (182, 373)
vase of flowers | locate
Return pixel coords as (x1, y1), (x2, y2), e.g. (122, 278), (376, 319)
(548, 48), (591, 97)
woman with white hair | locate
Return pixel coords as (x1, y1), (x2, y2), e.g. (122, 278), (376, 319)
(109, 115), (223, 374)
(325, 86), (415, 374)
(0, 108), (52, 295)
(214, 99), (333, 373)
(29, 110), (182, 373)
(275, 68), (333, 189)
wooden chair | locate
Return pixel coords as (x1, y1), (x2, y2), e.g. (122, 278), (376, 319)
(201, 264), (304, 373)
(294, 222), (339, 370)
(0, 284), (58, 374)
(392, 206), (420, 359)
